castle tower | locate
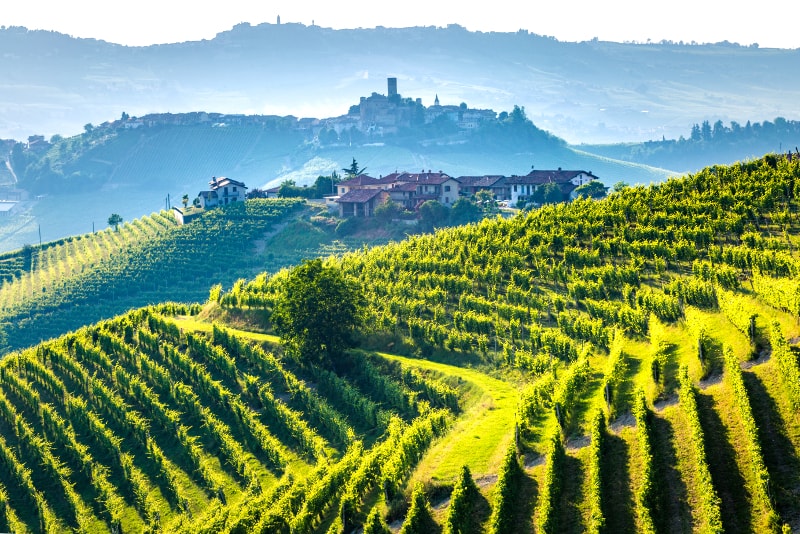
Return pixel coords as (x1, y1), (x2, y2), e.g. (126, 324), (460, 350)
(387, 78), (398, 98)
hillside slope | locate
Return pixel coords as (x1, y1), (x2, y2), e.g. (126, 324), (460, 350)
(1, 155), (800, 532)
(0, 199), (305, 352)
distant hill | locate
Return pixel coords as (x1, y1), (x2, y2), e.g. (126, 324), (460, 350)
(581, 117), (800, 173)
(0, 109), (674, 253)
(1, 23), (799, 144)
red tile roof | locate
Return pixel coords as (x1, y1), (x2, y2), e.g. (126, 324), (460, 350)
(336, 188), (385, 204)
(338, 174), (379, 187)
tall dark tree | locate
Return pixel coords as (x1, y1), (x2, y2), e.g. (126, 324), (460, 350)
(271, 259), (363, 366)
(107, 213), (123, 231)
(418, 200), (448, 232)
(343, 157), (366, 178)
(574, 180), (608, 199)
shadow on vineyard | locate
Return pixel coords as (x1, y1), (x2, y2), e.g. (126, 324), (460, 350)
(1, 154), (800, 532)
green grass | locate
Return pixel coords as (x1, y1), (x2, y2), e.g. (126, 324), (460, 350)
(380, 353), (519, 484)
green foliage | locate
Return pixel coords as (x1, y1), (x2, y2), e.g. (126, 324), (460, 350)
(399, 482), (437, 534)
(535, 427), (565, 534)
(586, 408), (606, 534)
(721, 346), (780, 531)
(363, 507), (391, 534)
(418, 199), (449, 231)
(769, 321), (800, 409)
(602, 329), (627, 416)
(450, 197), (483, 225)
(631, 389), (657, 534)
(677, 366), (724, 534)
(444, 465), (480, 534)
(488, 441), (523, 534)
(574, 180), (608, 199)
(271, 259), (363, 366)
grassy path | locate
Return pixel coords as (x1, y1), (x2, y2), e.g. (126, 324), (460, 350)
(381, 353), (519, 485)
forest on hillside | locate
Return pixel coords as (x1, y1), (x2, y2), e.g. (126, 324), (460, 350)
(584, 117), (800, 170)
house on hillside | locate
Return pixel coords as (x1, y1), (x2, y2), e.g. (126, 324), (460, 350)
(173, 176), (248, 224)
(379, 171), (460, 208)
(193, 177), (248, 209)
(457, 175), (508, 200)
(507, 169), (599, 206)
(336, 175), (381, 196)
(336, 189), (390, 217)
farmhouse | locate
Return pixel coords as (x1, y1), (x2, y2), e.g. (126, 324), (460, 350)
(336, 188), (390, 217)
(173, 177), (248, 224)
(194, 177), (248, 209)
(506, 169), (599, 205)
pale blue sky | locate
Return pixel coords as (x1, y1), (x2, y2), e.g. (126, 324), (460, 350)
(3, 0), (799, 49)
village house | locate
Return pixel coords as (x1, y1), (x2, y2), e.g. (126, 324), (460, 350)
(194, 177), (248, 209)
(330, 166), (602, 218)
(336, 175), (382, 196)
(336, 189), (390, 217)
(457, 175), (509, 200)
(506, 169), (599, 206)
(173, 177), (248, 224)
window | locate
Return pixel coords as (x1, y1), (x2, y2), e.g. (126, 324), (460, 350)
(444, 185), (451, 192)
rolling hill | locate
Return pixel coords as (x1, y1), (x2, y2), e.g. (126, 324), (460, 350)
(0, 154), (799, 532)
(0, 112), (675, 253)
(2, 23), (800, 144)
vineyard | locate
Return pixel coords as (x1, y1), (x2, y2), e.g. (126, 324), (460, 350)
(1, 154), (800, 532)
(0, 198), (305, 352)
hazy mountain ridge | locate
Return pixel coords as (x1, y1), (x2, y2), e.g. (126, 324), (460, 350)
(2, 23), (799, 143)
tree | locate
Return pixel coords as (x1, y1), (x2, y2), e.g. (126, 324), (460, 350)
(374, 200), (402, 223)
(532, 183), (564, 204)
(107, 213), (123, 231)
(574, 180), (608, 199)
(182, 194), (189, 208)
(475, 189), (497, 213)
(450, 197), (483, 225)
(418, 200), (448, 231)
(313, 171), (340, 197)
(271, 259), (363, 367)
(342, 158), (366, 178)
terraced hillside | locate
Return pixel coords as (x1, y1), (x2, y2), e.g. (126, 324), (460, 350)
(1, 154), (800, 532)
(0, 198), (304, 352)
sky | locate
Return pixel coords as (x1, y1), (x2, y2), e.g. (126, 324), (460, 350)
(2, 0), (800, 49)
